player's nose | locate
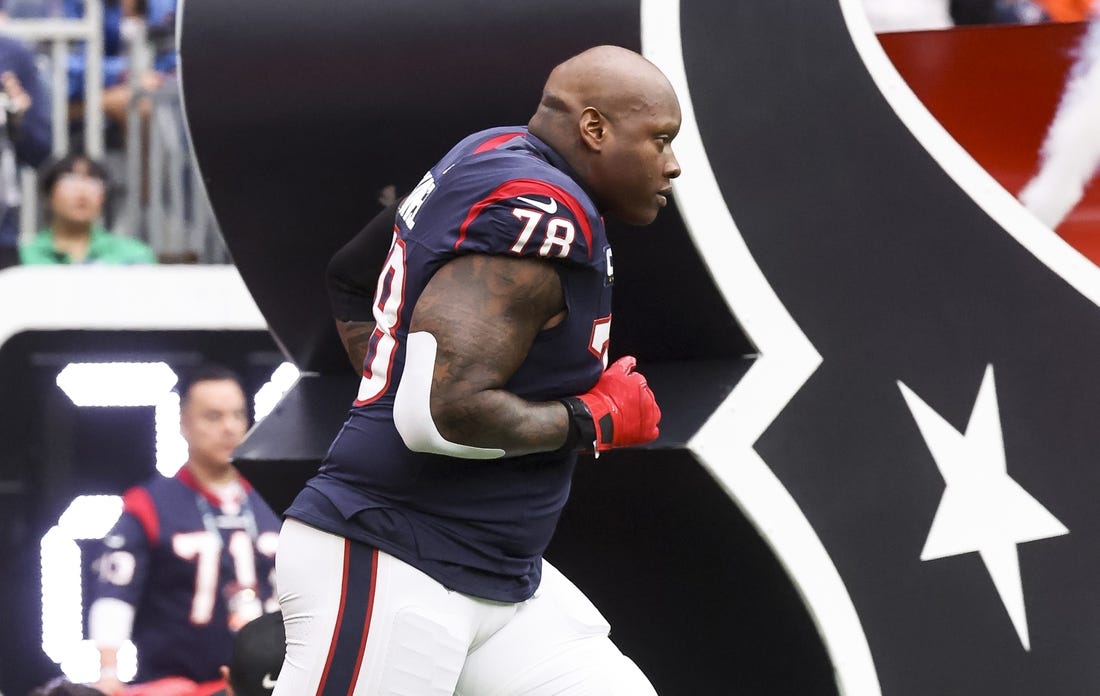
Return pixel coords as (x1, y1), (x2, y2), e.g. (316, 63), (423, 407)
(665, 149), (681, 180)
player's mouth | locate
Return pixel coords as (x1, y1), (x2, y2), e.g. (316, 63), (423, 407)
(657, 188), (673, 207)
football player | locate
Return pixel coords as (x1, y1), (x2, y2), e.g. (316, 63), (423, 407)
(278, 45), (681, 695)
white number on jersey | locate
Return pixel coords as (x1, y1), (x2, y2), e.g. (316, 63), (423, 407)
(510, 205), (577, 258)
(590, 316), (612, 367)
(356, 239), (408, 404)
(540, 219), (576, 258)
(172, 531), (222, 625)
(510, 208), (543, 253)
(172, 530), (274, 625)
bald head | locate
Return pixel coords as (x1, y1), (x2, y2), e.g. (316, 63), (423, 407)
(530, 45), (677, 140)
(528, 45), (682, 226)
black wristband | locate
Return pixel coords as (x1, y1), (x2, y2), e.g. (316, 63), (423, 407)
(558, 397), (597, 453)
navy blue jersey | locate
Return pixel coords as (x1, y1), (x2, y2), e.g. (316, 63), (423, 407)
(91, 469), (281, 682)
(287, 127), (614, 602)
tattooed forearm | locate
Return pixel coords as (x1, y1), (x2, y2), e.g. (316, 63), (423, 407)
(438, 381), (573, 455)
(409, 254), (571, 455)
(334, 319), (377, 372)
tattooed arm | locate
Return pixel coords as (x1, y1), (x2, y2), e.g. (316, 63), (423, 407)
(333, 320), (377, 373)
(405, 253), (571, 456)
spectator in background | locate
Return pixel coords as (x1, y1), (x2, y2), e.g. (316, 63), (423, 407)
(0, 34), (51, 270)
(86, 365), (281, 696)
(63, 0), (168, 136)
(19, 151), (155, 263)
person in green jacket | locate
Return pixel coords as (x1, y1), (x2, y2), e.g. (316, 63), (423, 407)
(19, 152), (157, 265)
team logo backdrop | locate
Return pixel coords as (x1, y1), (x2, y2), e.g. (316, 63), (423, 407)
(182, 0), (1100, 693)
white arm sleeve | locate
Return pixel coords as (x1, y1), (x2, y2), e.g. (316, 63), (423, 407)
(393, 331), (505, 459)
(88, 597), (136, 647)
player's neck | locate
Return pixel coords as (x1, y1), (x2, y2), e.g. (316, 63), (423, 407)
(185, 459), (239, 488)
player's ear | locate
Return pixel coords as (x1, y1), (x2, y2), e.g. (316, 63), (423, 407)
(578, 107), (606, 152)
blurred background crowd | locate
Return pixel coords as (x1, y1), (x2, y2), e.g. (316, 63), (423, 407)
(0, 0), (222, 275)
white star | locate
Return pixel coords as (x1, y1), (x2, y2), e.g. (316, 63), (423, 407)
(897, 364), (1068, 651)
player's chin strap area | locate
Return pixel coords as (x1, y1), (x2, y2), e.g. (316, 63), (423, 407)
(393, 331), (507, 459)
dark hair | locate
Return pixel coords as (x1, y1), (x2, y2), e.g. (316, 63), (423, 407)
(176, 363), (244, 405)
(39, 152), (110, 196)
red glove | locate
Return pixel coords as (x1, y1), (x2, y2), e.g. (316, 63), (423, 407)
(561, 356), (661, 452)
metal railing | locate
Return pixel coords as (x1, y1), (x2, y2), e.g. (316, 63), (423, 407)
(122, 77), (226, 263)
(116, 17), (226, 262)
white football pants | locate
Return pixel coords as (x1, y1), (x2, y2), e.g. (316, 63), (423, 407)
(272, 518), (657, 696)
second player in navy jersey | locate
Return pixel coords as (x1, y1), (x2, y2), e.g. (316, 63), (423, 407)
(278, 45), (681, 695)
(92, 469), (280, 683)
(88, 366), (281, 693)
